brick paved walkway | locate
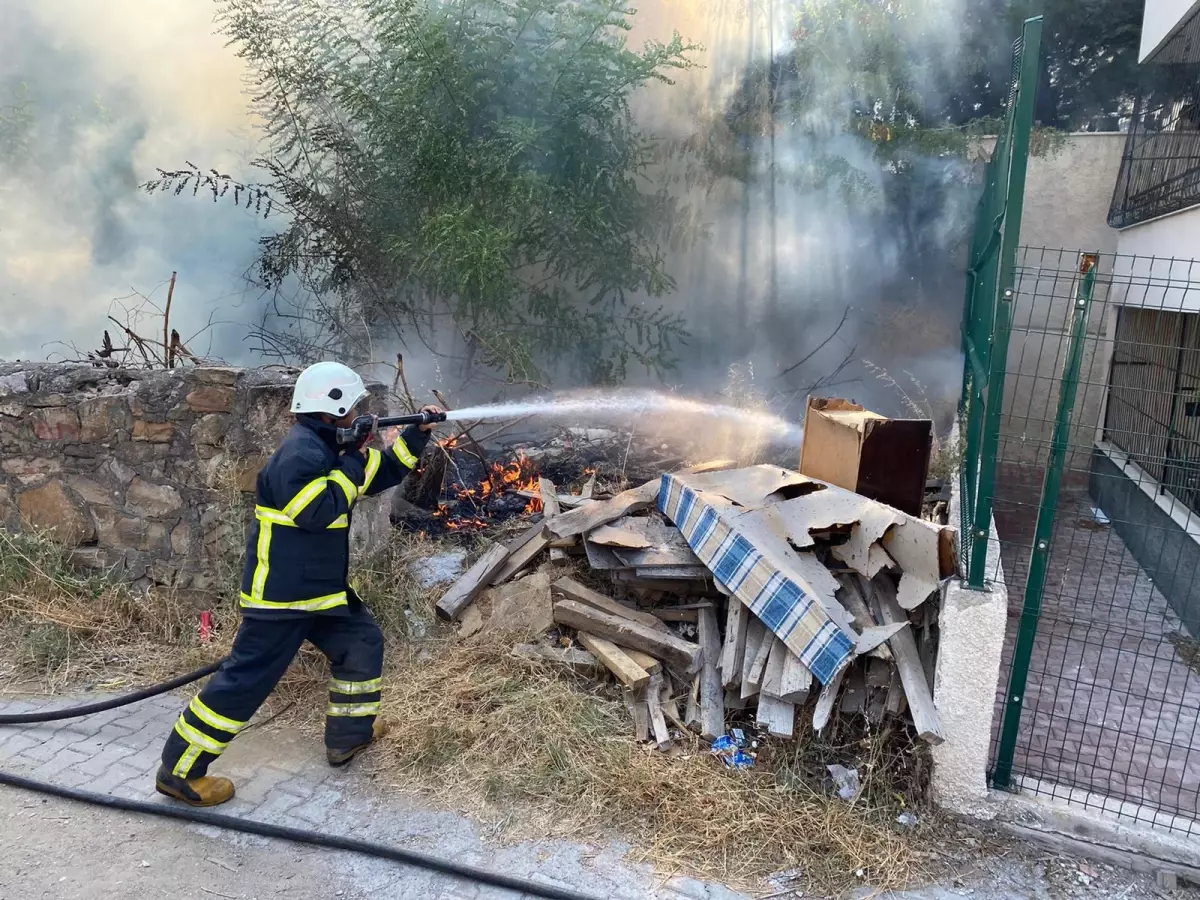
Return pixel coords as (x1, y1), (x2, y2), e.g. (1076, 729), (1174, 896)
(0, 690), (747, 900)
(992, 482), (1200, 833)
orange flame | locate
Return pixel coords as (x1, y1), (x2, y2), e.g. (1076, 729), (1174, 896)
(487, 452), (543, 513)
(434, 450), (545, 528)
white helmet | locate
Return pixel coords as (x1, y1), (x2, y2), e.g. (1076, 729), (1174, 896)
(291, 361), (369, 417)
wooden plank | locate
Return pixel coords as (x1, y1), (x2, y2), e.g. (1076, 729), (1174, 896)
(435, 542), (509, 621)
(651, 608), (699, 623)
(584, 539), (628, 571)
(885, 662), (908, 717)
(635, 565), (710, 579)
(615, 546), (702, 568)
(779, 650), (813, 704)
(812, 666), (847, 734)
(739, 617), (767, 697)
(756, 694), (796, 738)
(645, 674), (672, 750)
(741, 621), (773, 700)
(873, 575), (945, 744)
(697, 606), (725, 740)
(760, 638), (788, 698)
(548, 536), (579, 549)
(623, 687), (649, 741)
(490, 523), (551, 585)
(551, 576), (670, 632)
(684, 676), (702, 730)
(622, 648), (663, 675)
(576, 632), (652, 690)
(919, 601), (938, 693)
(539, 478), (561, 518)
(609, 572), (711, 594)
(724, 687), (749, 710)
(553, 599), (702, 673)
(540, 478), (570, 567)
(661, 675), (685, 730)
(839, 668), (867, 715)
(677, 459), (737, 475)
(511, 644), (600, 675)
(580, 473), (596, 500)
(720, 599), (748, 688)
(866, 658), (891, 723)
(840, 574), (893, 660)
(549, 479), (661, 538)
(837, 574), (878, 628)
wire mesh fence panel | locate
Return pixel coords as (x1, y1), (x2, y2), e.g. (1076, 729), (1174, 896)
(985, 247), (1200, 835)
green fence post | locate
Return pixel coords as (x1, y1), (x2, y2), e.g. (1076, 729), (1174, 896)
(968, 16), (1044, 588)
(992, 252), (1099, 789)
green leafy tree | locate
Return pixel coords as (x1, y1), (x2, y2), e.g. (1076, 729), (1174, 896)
(147, 0), (699, 383)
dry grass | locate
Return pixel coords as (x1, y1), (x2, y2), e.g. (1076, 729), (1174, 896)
(0, 529), (230, 690)
(370, 626), (926, 892)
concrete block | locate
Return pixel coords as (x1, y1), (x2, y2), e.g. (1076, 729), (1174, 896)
(930, 578), (1009, 818)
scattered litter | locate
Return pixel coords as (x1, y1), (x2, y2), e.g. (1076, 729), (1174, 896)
(896, 811), (919, 828)
(139, 861), (150, 868)
(1090, 506), (1110, 526)
(710, 736), (756, 770)
(827, 764), (861, 801)
(411, 550), (468, 589)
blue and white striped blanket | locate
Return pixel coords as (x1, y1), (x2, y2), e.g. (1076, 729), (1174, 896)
(658, 473), (855, 684)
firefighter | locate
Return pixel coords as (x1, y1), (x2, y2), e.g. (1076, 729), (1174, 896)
(154, 361), (443, 807)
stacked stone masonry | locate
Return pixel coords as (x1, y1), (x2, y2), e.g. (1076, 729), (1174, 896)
(0, 363), (388, 598)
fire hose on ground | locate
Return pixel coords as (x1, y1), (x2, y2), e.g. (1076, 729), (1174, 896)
(0, 662), (602, 900)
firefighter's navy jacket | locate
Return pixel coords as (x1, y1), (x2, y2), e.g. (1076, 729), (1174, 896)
(239, 415), (430, 616)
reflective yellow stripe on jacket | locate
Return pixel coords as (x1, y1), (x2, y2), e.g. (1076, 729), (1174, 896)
(360, 448), (383, 495)
(392, 435), (418, 469)
(240, 591), (348, 612)
(241, 472), (356, 612)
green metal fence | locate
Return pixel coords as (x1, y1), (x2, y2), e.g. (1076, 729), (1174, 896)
(960, 17), (1200, 834)
(959, 16), (1043, 590)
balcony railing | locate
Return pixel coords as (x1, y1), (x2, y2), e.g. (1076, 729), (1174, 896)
(1110, 82), (1200, 228)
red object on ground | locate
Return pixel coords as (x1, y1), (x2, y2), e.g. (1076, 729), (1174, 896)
(199, 611), (213, 643)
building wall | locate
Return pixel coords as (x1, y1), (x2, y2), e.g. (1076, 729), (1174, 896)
(1000, 134), (1126, 469)
(1018, 134), (1126, 255)
(0, 364), (391, 598)
(1091, 446), (1200, 634)
(1140, 0), (1200, 61)
(1114, 209), (1200, 314)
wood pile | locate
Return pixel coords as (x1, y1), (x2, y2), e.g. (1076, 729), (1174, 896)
(435, 465), (952, 751)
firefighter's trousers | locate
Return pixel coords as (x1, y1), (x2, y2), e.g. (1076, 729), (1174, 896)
(161, 604), (384, 779)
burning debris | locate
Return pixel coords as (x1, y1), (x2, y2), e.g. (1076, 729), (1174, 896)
(431, 455), (956, 754)
(392, 425), (679, 534)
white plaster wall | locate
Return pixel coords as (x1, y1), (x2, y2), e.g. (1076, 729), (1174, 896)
(1113, 209), (1200, 312)
(1140, 0), (1200, 61)
(1001, 134), (1126, 467)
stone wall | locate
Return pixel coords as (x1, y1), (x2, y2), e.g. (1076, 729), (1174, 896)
(0, 363), (389, 596)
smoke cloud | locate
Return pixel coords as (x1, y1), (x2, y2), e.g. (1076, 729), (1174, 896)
(619, 0), (975, 423)
(2, 0), (974, 429)
(0, 0), (267, 363)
